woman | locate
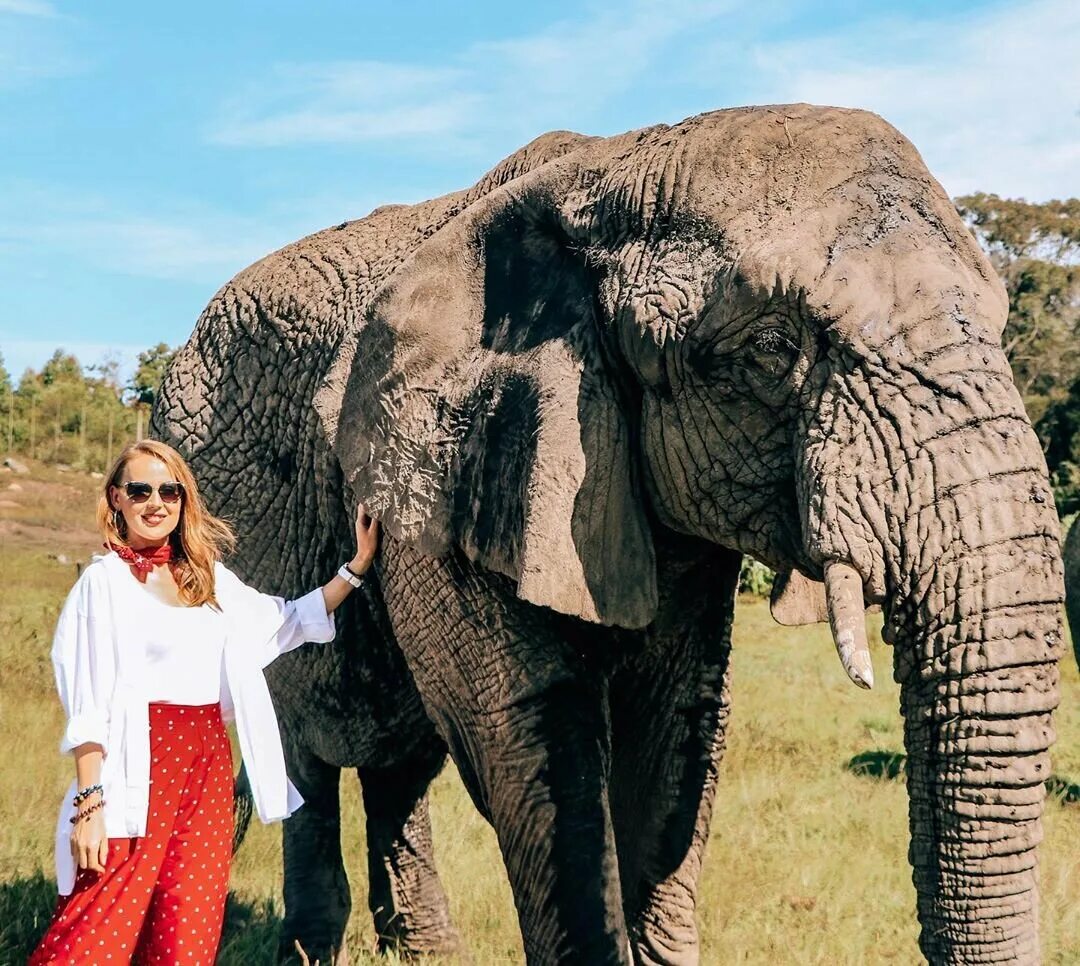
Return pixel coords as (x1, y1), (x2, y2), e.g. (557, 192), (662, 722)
(29, 439), (379, 964)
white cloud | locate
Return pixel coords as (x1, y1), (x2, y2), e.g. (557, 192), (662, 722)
(735, 0), (1080, 201)
(0, 0), (83, 87)
(42, 214), (279, 282)
(207, 0), (1077, 202)
(473, 0), (731, 109)
(0, 0), (57, 16)
(0, 185), (298, 284)
(207, 0), (734, 149)
(210, 62), (479, 147)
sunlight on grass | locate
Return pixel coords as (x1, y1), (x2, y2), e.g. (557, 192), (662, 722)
(3, 458), (1078, 963)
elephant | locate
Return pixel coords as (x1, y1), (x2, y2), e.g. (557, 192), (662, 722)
(154, 104), (1065, 965)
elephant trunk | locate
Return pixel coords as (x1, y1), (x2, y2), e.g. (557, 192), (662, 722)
(889, 410), (1063, 963)
(804, 362), (1065, 963)
(898, 535), (1060, 960)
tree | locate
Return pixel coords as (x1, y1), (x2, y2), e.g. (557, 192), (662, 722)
(39, 349), (82, 387)
(1, 352), (11, 454)
(129, 343), (176, 403)
(956, 193), (1080, 262)
(1, 349), (135, 470)
(127, 343), (176, 441)
(956, 194), (1080, 427)
(87, 352), (123, 391)
(957, 194), (1080, 515)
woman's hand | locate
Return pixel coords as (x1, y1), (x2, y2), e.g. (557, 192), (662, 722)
(349, 502), (379, 576)
(320, 504), (381, 615)
(71, 808), (109, 873)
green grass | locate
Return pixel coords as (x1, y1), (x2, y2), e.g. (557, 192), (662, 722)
(3, 456), (1079, 964)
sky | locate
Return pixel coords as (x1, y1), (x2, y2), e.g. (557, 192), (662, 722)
(1, 0), (1077, 384)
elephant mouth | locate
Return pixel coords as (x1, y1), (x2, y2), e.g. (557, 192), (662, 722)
(769, 559), (878, 689)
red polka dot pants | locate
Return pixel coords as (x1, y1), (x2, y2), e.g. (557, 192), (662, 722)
(30, 702), (234, 964)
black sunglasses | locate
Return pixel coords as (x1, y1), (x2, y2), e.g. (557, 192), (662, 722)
(122, 481), (185, 503)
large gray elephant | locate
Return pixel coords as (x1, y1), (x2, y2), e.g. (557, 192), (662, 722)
(155, 104), (1065, 965)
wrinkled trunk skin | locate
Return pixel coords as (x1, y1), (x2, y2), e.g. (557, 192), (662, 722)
(895, 431), (1063, 964)
(803, 361), (1065, 964)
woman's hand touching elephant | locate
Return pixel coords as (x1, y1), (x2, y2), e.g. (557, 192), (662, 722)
(320, 503), (381, 615)
(350, 502), (379, 576)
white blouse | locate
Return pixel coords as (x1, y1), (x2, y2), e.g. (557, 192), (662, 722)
(49, 549), (337, 895)
(140, 590), (227, 705)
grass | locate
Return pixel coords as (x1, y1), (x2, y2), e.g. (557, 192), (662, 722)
(2, 456), (1079, 964)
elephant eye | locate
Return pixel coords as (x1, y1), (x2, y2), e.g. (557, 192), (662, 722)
(743, 327), (799, 382)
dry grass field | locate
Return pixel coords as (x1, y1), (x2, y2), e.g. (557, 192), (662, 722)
(2, 457), (1078, 964)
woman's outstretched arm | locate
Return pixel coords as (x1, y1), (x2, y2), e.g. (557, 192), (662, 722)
(319, 502), (379, 615)
(239, 502), (381, 667)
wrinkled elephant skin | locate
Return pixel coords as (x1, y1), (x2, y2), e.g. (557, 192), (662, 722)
(155, 105), (1064, 965)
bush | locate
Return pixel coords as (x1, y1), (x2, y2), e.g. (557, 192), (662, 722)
(739, 557), (774, 597)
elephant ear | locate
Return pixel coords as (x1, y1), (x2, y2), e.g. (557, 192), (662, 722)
(315, 170), (658, 628)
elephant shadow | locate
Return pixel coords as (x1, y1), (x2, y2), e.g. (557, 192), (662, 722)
(1, 871), (291, 965)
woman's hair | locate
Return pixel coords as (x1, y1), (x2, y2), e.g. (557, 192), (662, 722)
(97, 439), (236, 609)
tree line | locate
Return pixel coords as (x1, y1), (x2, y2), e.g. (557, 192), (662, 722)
(959, 195), (1080, 515)
(3, 193), (1079, 508)
(0, 343), (175, 473)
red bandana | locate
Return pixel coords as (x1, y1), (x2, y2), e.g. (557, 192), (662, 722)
(105, 540), (174, 583)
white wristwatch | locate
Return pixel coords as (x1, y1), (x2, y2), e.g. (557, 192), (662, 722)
(337, 563), (363, 588)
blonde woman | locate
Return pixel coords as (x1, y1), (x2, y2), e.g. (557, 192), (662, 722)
(29, 439), (378, 964)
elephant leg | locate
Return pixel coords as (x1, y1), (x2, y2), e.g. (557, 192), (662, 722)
(358, 749), (462, 957)
(608, 543), (740, 966)
(278, 751), (350, 965)
(379, 540), (631, 966)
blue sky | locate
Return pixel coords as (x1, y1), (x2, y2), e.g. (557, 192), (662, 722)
(1, 0), (1077, 384)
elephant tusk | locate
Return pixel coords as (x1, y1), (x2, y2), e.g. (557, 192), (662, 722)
(823, 560), (874, 690)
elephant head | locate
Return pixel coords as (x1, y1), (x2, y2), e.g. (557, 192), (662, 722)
(315, 104), (1064, 962)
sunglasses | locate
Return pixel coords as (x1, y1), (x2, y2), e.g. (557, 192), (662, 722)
(122, 481), (185, 503)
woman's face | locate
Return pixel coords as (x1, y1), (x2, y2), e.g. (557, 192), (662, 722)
(108, 454), (184, 547)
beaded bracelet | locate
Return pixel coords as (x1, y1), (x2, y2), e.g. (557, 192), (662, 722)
(69, 799), (106, 824)
(72, 783), (103, 807)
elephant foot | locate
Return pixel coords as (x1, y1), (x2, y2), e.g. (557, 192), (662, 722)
(371, 883), (464, 959)
(376, 922), (465, 960)
(280, 755), (351, 966)
(369, 877), (462, 959)
(360, 758), (462, 961)
(280, 935), (349, 966)
(628, 899), (700, 966)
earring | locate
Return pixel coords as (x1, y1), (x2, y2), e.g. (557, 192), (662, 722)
(113, 508), (125, 532)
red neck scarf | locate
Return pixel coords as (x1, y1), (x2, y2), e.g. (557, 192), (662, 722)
(105, 540), (175, 583)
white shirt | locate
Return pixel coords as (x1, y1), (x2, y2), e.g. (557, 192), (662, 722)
(50, 549), (337, 895)
(139, 588), (227, 704)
